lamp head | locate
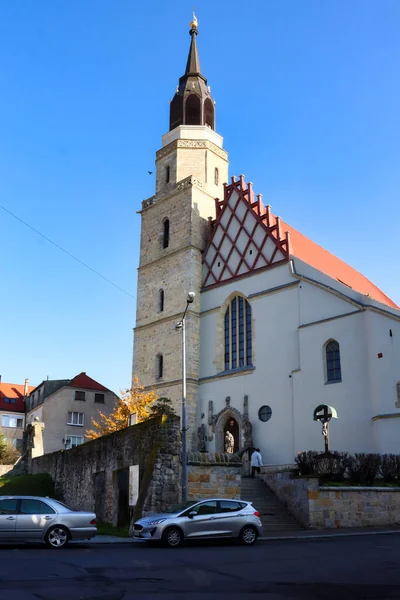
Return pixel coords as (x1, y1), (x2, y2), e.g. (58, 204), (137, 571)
(187, 292), (195, 303)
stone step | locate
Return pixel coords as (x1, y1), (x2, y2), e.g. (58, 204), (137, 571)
(241, 476), (304, 533)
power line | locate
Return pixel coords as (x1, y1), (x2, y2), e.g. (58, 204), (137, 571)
(0, 203), (136, 300)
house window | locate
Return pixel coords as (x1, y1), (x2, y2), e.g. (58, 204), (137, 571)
(166, 165), (170, 183)
(159, 289), (165, 312)
(157, 354), (164, 379)
(224, 296), (252, 371)
(94, 393), (105, 403)
(214, 167), (219, 186)
(74, 391), (86, 401)
(67, 412), (84, 426)
(325, 340), (342, 383)
(1, 415), (23, 428)
(4, 398), (16, 404)
(163, 219), (170, 249)
(65, 435), (84, 449)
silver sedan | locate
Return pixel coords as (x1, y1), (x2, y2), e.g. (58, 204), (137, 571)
(0, 495), (97, 548)
(133, 498), (263, 547)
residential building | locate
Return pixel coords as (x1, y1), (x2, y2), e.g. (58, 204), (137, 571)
(0, 379), (33, 451)
(25, 372), (118, 453)
(132, 16), (400, 465)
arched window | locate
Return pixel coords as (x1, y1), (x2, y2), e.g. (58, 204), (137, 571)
(325, 340), (341, 382)
(165, 165), (170, 184)
(204, 98), (215, 129)
(163, 219), (169, 249)
(157, 354), (164, 379)
(214, 167), (219, 186)
(159, 289), (164, 312)
(185, 94), (201, 125)
(224, 296), (252, 371)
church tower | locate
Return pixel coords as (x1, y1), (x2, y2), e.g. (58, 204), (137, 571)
(132, 15), (229, 441)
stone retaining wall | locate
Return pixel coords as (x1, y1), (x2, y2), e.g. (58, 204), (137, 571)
(260, 466), (400, 529)
(187, 452), (242, 500)
(14, 416), (181, 526)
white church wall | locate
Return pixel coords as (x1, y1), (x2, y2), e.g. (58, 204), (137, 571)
(293, 311), (374, 455)
(200, 262), (294, 314)
(372, 417), (400, 455)
(297, 280), (361, 326)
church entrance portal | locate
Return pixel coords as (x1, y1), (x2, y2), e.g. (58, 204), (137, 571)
(224, 417), (239, 453)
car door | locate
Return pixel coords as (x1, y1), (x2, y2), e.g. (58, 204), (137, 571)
(182, 500), (229, 538)
(0, 498), (19, 539)
(218, 500), (248, 536)
(15, 499), (57, 540)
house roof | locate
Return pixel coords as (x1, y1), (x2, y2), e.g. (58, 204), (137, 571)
(69, 373), (111, 393)
(281, 220), (399, 309)
(0, 382), (34, 413)
(203, 176), (399, 310)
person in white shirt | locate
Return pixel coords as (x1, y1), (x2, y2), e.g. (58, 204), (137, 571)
(250, 448), (263, 478)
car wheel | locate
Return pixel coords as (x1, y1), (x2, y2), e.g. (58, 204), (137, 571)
(162, 526), (183, 548)
(46, 525), (70, 549)
(239, 525), (258, 546)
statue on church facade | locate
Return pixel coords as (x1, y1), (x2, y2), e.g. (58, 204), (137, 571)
(225, 431), (235, 454)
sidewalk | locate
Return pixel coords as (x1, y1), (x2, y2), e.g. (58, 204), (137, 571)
(72, 526), (400, 545)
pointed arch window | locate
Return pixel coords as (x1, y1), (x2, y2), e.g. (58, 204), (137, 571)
(325, 340), (341, 383)
(224, 296), (252, 371)
(163, 219), (169, 249)
(159, 289), (164, 312)
(157, 354), (164, 379)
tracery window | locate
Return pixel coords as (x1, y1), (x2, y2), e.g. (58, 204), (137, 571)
(224, 296), (252, 371)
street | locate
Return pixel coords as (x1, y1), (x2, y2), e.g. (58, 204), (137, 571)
(0, 535), (400, 600)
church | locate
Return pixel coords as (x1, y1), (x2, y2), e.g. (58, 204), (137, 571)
(132, 16), (400, 465)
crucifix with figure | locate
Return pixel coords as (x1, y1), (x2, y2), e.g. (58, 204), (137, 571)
(313, 405), (338, 454)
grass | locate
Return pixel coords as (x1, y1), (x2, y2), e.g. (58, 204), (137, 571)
(96, 521), (130, 537)
(0, 473), (57, 497)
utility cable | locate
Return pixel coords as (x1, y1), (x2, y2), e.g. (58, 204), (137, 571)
(0, 202), (135, 300)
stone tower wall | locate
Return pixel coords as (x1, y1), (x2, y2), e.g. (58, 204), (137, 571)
(133, 128), (229, 449)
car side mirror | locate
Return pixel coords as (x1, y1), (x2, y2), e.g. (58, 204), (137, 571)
(188, 510), (197, 519)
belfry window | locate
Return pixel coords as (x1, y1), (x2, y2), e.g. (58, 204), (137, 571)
(163, 219), (169, 249)
(159, 289), (164, 312)
(157, 354), (164, 379)
(325, 340), (342, 383)
(224, 296), (252, 371)
(165, 165), (170, 184)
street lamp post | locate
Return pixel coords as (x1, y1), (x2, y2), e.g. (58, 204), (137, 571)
(176, 291), (195, 503)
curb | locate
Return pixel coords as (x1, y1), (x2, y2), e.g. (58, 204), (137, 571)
(72, 529), (400, 545)
(258, 529), (400, 542)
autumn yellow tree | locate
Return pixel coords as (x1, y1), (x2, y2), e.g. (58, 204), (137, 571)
(86, 376), (159, 440)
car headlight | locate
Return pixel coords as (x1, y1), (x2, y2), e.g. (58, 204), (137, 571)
(146, 518), (167, 526)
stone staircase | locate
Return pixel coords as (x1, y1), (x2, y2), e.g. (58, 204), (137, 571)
(241, 476), (303, 532)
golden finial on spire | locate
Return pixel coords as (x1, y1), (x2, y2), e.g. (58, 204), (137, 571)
(190, 9), (198, 30)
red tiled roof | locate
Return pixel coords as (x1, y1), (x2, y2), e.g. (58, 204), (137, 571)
(0, 382), (34, 412)
(282, 220), (399, 310)
(69, 373), (111, 393)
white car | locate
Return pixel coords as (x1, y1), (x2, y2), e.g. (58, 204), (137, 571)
(133, 498), (263, 547)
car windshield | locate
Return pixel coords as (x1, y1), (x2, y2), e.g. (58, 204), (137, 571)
(166, 500), (198, 514)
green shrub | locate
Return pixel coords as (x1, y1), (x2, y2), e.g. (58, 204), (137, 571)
(347, 454), (381, 485)
(379, 454), (400, 482)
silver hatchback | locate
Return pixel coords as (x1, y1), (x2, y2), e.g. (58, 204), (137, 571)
(0, 496), (97, 548)
(133, 498), (263, 547)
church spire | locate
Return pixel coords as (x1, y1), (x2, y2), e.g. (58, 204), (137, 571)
(185, 13), (201, 75)
(169, 14), (216, 132)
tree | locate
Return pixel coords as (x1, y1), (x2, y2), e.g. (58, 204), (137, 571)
(148, 397), (177, 418)
(0, 435), (21, 465)
(86, 377), (160, 440)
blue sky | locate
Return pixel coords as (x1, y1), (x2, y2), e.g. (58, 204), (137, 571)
(1, 0), (399, 394)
